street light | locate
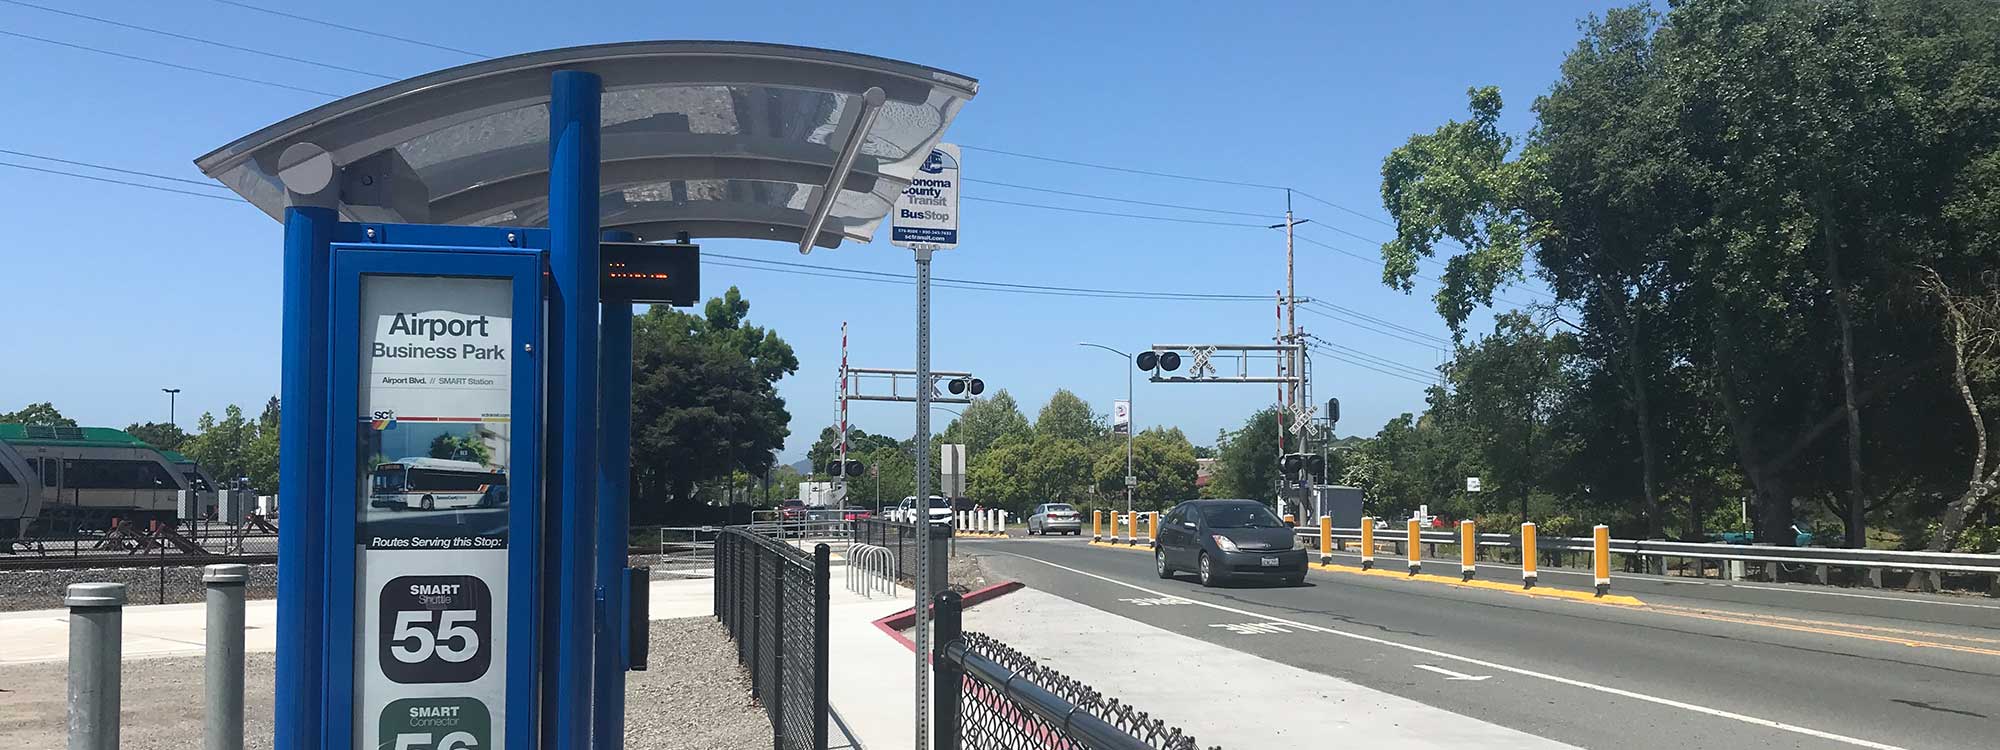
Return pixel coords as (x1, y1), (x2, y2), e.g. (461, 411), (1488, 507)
(1078, 342), (1135, 521)
(161, 388), (181, 426)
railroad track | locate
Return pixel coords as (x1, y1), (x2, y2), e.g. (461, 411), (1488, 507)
(0, 552), (277, 571)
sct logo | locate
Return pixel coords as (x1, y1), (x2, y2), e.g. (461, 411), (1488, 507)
(371, 411), (398, 431)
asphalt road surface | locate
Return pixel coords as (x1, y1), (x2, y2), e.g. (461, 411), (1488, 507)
(969, 535), (2000, 750)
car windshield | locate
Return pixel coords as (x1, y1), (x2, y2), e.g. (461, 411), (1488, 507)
(929, 497), (952, 508)
(1199, 503), (1286, 529)
(1047, 504), (1075, 513)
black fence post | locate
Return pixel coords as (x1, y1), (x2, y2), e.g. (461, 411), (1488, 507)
(928, 523), (951, 602)
(933, 590), (963, 750)
(771, 543), (786, 748)
(813, 543), (831, 750)
(749, 538), (761, 670)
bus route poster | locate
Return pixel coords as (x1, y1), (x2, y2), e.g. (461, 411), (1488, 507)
(356, 275), (513, 550)
(354, 273), (513, 750)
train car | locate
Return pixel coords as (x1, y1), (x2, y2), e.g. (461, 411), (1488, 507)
(0, 437), (41, 541)
(369, 456), (508, 511)
(0, 424), (195, 535)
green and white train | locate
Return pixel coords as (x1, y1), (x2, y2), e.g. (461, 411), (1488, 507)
(0, 424), (219, 539)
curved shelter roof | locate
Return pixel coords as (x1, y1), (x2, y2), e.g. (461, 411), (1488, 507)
(196, 41), (977, 250)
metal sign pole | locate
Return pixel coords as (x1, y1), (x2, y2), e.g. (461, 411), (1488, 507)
(912, 245), (934, 750)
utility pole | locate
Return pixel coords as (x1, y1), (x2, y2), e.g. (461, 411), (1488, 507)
(1266, 195), (1312, 520)
(837, 321), (849, 505)
(162, 388), (181, 427)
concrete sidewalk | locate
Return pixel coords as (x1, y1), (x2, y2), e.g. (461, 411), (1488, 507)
(823, 578), (926, 749)
(0, 577), (723, 665)
(964, 586), (1581, 749)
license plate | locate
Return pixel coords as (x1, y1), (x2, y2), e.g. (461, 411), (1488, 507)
(1261, 557), (1280, 567)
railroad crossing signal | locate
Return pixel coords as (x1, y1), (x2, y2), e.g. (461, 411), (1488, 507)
(827, 460), (866, 477)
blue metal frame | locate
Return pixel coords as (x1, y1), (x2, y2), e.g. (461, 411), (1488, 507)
(547, 69), (603, 750)
(276, 205), (334, 750)
(594, 229), (636, 747)
(326, 242), (546, 750)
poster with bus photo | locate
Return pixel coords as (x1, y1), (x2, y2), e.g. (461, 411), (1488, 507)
(355, 275), (514, 549)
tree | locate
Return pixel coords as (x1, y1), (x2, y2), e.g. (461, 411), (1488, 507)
(428, 432), (493, 464)
(2, 402), (76, 427)
(1209, 407), (1291, 505)
(940, 390), (1032, 456)
(1092, 427), (1198, 511)
(1432, 312), (1578, 524)
(628, 287), (797, 520)
(181, 405), (257, 487)
(1918, 268), (2000, 566)
(805, 425), (898, 475)
(1033, 389), (1102, 443)
(125, 422), (188, 452)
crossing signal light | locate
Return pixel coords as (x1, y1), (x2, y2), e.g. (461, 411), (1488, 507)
(1326, 397), (1341, 427)
(1280, 453), (1328, 480)
(827, 460), (866, 477)
(947, 377), (985, 396)
(1136, 351), (1181, 372)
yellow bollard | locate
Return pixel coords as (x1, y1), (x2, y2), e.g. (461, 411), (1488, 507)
(1360, 517), (1375, 570)
(1093, 510), (1102, 541)
(1460, 519), (1477, 581)
(1521, 522), (1539, 589)
(1149, 512), (1159, 543)
(1593, 524), (1611, 596)
(1407, 518), (1422, 575)
(1319, 515), (1333, 565)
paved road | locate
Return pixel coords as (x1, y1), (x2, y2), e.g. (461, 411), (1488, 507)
(968, 536), (2000, 750)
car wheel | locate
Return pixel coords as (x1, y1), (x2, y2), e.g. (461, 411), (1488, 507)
(421, 495), (435, 511)
(1198, 552), (1219, 587)
(1155, 548), (1173, 579)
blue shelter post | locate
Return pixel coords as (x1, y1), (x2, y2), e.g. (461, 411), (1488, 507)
(275, 204), (333, 750)
(549, 69), (604, 750)
(595, 229), (637, 749)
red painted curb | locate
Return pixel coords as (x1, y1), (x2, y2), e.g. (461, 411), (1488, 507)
(871, 580), (1025, 653)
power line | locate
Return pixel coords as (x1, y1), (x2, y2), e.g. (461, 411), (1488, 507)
(0, 149), (229, 189)
(1297, 306), (1445, 350)
(1291, 232), (1535, 309)
(963, 178), (1278, 219)
(0, 161), (245, 202)
(1306, 344), (1436, 386)
(1307, 336), (1437, 379)
(0, 29), (343, 97)
(0, 0), (400, 80)
(209, 0), (489, 59)
(706, 251), (1271, 302)
(1307, 300), (1448, 345)
(963, 195), (1271, 228)
(958, 144), (1287, 190)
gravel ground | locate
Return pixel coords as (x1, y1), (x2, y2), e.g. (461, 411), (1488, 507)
(626, 617), (770, 749)
(948, 544), (997, 593)
(0, 618), (767, 750)
(0, 563), (278, 612)
(0, 652), (278, 750)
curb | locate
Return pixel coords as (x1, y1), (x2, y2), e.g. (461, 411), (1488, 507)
(1309, 563), (1646, 607)
(873, 580), (1026, 651)
(1087, 540), (1153, 551)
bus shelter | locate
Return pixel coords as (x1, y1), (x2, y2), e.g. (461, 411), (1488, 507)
(196, 41), (976, 750)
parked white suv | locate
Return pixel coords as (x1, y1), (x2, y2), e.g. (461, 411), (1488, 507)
(894, 495), (955, 526)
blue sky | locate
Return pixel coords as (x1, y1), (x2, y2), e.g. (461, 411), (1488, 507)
(0, 0), (1626, 461)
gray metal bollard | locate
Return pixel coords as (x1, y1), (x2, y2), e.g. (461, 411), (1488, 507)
(204, 565), (248, 750)
(67, 582), (126, 750)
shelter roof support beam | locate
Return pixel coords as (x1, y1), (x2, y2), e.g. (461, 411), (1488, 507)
(798, 86), (884, 255)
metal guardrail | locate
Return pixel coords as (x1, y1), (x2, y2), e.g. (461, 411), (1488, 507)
(634, 525), (721, 574)
(714, 526), (832, 750)
(845, 543), (896, 599)
(932, 591), (1217, 750)
(1294, 523), (2000, 583)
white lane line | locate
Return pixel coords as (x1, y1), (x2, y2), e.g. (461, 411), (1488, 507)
(1414, 664), (1491, 681)
(1315, 547), (2000, 610)
(995, 550), (1913, 750)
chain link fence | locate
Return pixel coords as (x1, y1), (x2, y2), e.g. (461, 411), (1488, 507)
(714, 526), (831, 750)
(932, 591), (1219, 750)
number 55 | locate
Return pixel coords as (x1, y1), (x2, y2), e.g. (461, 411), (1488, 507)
(394, 731), (479, 750)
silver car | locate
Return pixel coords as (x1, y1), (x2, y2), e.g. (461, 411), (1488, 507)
(1027, 503), (1083, 536)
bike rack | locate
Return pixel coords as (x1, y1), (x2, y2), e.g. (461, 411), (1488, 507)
(844, 542), (897, 599)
